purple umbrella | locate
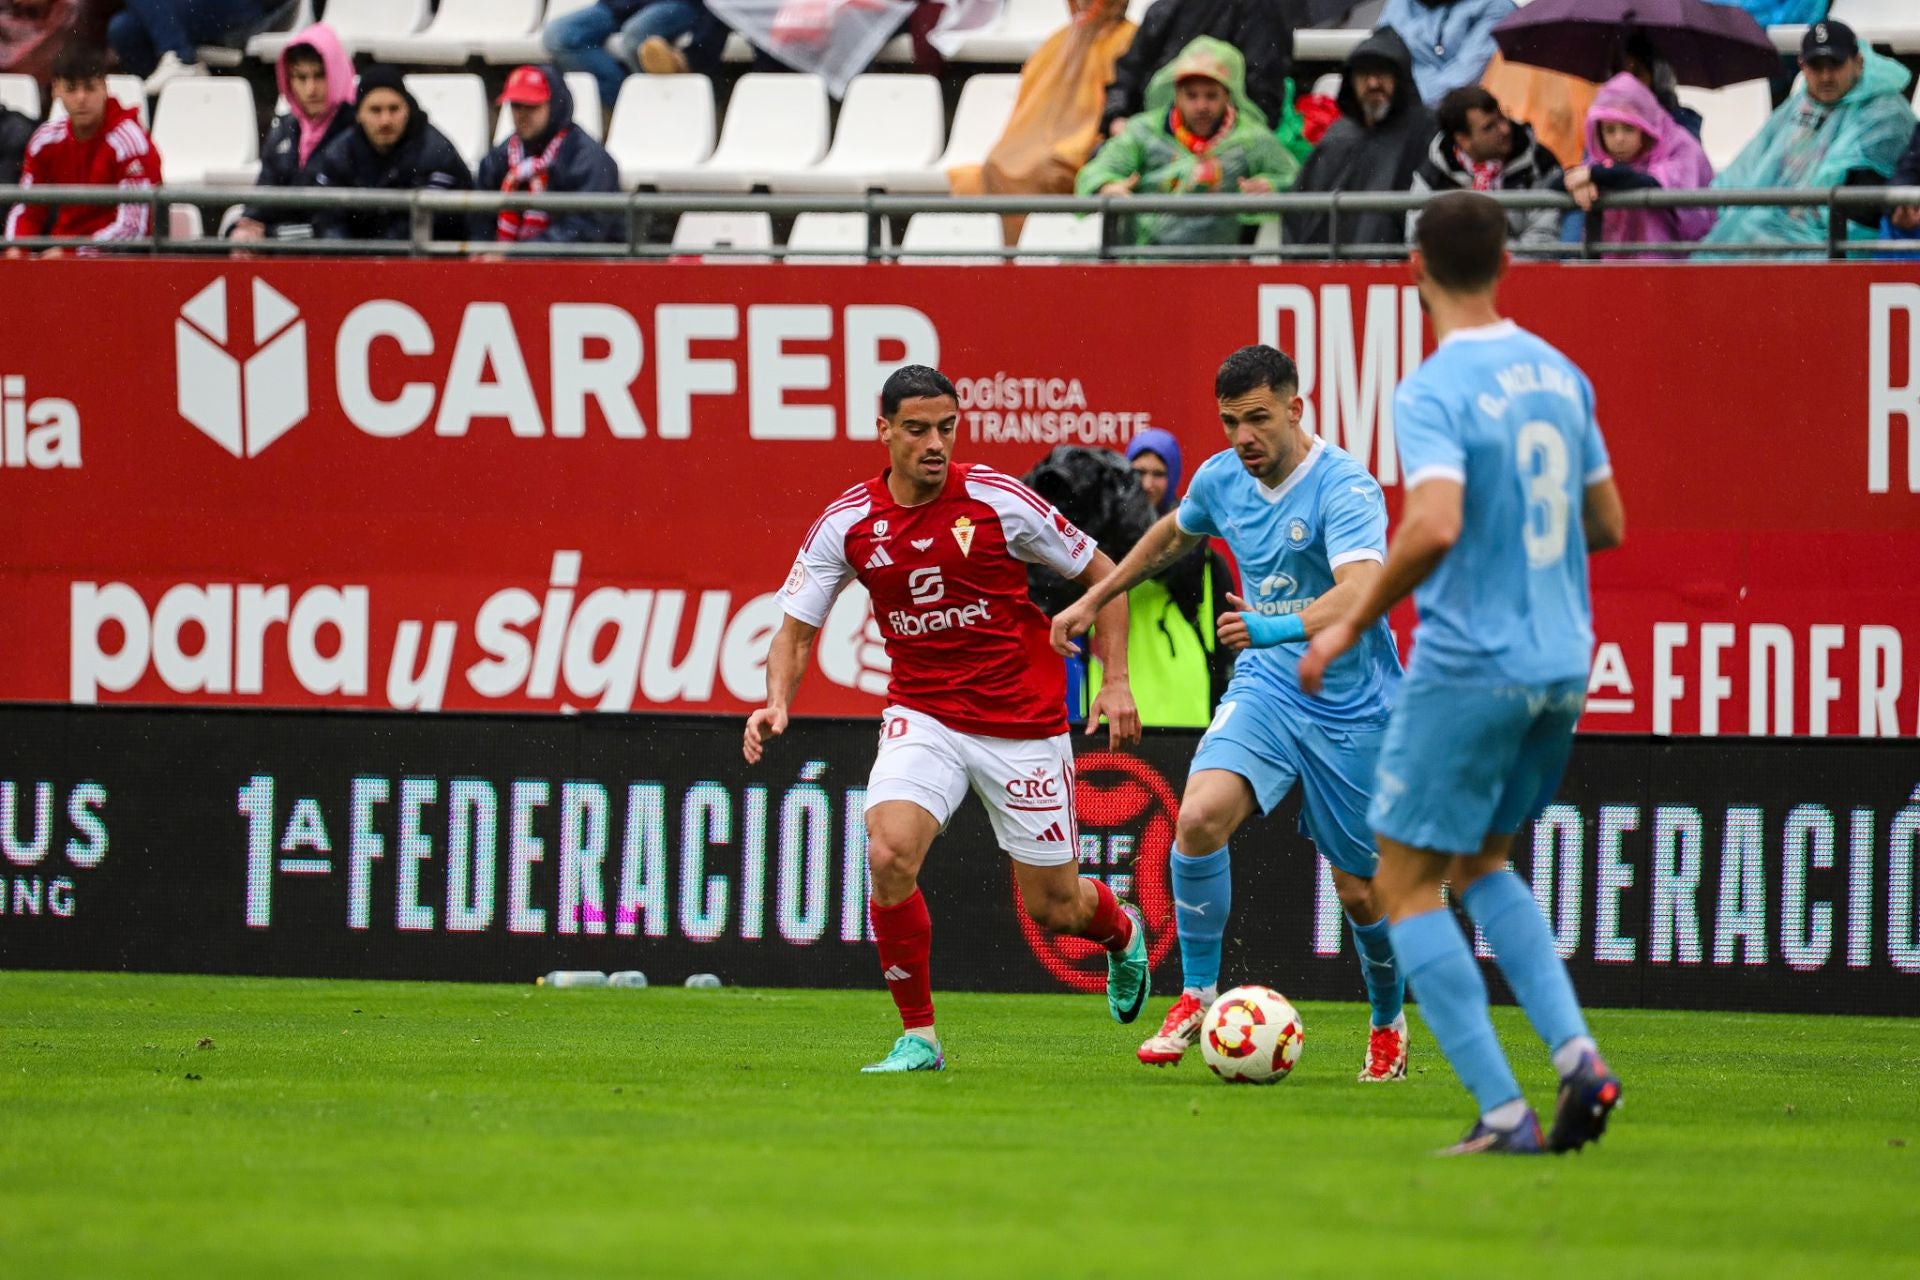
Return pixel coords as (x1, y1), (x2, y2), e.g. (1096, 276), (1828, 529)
(1492, 0), (1780, 89)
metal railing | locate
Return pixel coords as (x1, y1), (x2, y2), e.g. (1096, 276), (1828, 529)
(5, 183), (1920, 261)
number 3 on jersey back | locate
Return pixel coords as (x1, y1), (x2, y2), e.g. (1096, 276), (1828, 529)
(1516, 420), (1571, 569)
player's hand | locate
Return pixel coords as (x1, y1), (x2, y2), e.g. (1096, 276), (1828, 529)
(1049, 596), (1098, 656)
(743, 706), (789, 764)
(1087, 680), (1141, 749)
(1298, 618), (1359, 697)
(1217, 593), (1255, 650)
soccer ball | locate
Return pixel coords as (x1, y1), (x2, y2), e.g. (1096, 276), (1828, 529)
(1200, 986), (1305, 1084)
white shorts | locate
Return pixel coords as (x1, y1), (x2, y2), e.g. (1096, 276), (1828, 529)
(864, 706), (1078, 867)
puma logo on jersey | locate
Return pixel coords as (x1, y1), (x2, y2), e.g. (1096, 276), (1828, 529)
(865, 545), (894, 569)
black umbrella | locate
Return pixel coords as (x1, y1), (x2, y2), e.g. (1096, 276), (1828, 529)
(1492, 0), (1780, 89)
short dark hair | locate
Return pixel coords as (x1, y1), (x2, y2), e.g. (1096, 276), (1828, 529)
(1215, 344), (1298, 401)
(1437, 85), (1500, 142)
(284, 43), (326, 72)
(880, 365), (958, 418)
(50, 42), (108, 85)
(1415, 190), (1508, 292)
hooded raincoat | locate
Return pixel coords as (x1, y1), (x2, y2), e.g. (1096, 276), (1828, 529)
(475, 67), (622, 244)
(1284, 27), (1435, 248)
(1098, 0), (1293, 136)
(1703, 48), (1915, 253)
(1076, 36), (1298, 246)
(1580, 73), (1716, 254)
(1380, 0), (1516, 106)
(312, 66), (476, 243)
(241, 23), (356, 239)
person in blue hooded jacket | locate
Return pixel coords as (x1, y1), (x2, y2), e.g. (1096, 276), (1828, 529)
(476, 65), (624, 246)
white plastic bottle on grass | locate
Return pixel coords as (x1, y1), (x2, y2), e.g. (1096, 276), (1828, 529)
(539, 971), (609, 988)
(685, 974), (722, 989)
(609, 971), (649, 988)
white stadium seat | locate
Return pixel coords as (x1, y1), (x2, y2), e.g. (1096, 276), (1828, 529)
(167, 203), (204, 240)
(648, 73), (828, 191)
(483, 0), (598, 63)
(899, 211), (1004, 263)
(373, 0), (544, 65)
(672, 211), (774, 262)
(150, 78), (260, 186)
(0, 73), (41, 119)
(1014, 211), (1101, 263)
(770, 74), (944, 193)
(309, 0), (432, 48)
(951, 0), (1069, 63)
(405, 74), (491, 172)
(492, 72), (603, 142)
(879, 72), (1018, 192)
(786, 211), (884, 264)
(245, 0), (318, 62)
(605, 74), (715, 187)
(1677, 79), (1771, 172)
(1830, 0), (1920, 54)
(50, 75), (148, 129)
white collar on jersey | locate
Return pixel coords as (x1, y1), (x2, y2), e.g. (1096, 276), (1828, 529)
(1439, 318), (1520, 347)
(1254, 434), (1325, 505)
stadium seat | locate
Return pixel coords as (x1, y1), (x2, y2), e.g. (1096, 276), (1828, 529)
(245, 0), (318, 62)
(304, 0), (432, 50)
(672, 211), (774, 262)
(1126, 0), (1152, 21)
(481, 0), (590, 63)
(950, 0), (1069, 63)
(769, 74), (943, 193)
(1014, 211), (1102, 263)
(405, 74), (492, 173)
(899, 211), (1004, 263)
(491, 72), (603, 142)
(786, 211), (885, 264)
(1677, 79), (1770, 172)
(648, 73), (828, 191)
(0, 73), (41, 119)
(150, 78), (260, 186)
(605, 74), (715, 187)
(1829, 0), (1920, 54)
(49, 75), (148, 129)
(879, 73), (1018, 192)
(167, 203), (204, 240)
(373, 0), (544, 64)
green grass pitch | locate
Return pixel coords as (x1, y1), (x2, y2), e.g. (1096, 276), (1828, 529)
(2, 972), (1915, 1278)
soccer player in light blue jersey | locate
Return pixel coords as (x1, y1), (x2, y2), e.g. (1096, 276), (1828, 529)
(1054, 345), (1411, 1083)
(1303, 191), (1629, 1155)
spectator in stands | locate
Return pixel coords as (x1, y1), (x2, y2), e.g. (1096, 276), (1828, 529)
(1099, 0), (1292, 139)
(107, 0), (285, 93)
(0, 98), (32, 186)
(1408, 85), (1561, 245)
(1703, 1), (1828, 25)
(951, 0), (1137, 217)
(1702, 21), (1915, 254)
(230, 23), (354, 244)
(311, 66), (474, 243)
(1121, 429), (1235, 726)
(1480, 52), (1595, 171)
(475, 66), (622, 246)
(1562, 73), (1715, 256)
(542, 0), (729, 112)
(4, 42), (161, 256)
(1078, 37), (1298, 248)
(1614, 30), (1702, 139)
(1380, 0), (1515, 106)
(1284, 27), (1433, 248)
(1880, 122), (1920, 254)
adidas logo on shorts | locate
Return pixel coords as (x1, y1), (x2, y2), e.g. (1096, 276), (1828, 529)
(1037, 822), (1066, 843)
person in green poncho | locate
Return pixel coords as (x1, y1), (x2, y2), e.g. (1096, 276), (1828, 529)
(1076, 35), (1298, 247)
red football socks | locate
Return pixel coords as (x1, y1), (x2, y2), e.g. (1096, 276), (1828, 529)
(871, 889), (934, 1030)
(1083, 879), (1134, 953)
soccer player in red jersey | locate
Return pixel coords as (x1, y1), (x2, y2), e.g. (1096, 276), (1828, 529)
(743, 365), (1148, 1072)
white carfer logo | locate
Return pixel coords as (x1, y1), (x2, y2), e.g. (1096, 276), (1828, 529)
(176, 278), (309, 458)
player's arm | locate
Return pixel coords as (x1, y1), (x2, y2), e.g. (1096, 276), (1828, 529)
(1298, 479), (1463, 694)
(1049, 512), (1203, 654)
(1217, 558), (1383, 650)
(1584, 477), (1626, 551)
(1074, 549), (1142, 748)
(744, 614), (819, 764)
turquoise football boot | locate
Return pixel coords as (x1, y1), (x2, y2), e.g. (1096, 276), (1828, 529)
(1107, 904), (1150, 1024)
(860, 1034), (946, 1073)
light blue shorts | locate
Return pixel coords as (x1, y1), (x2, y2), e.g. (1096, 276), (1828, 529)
(1368, 676), (1587, 856)
(1189, 676), (1387, 878)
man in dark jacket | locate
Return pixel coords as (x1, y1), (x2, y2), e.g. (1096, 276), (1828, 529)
(312, 65), (474, 243)
(475, 65), (622, 246)
(232, 23), (354, 243)
(1406, 85), (1561, 245)
(1100, 0), (1293, 139)
(0, 102), (33, 186)
(1283, 26), (1434, 249)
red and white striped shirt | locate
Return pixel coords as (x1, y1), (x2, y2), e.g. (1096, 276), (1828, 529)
(4, 100), (161, 244)
(782, 463), (1096, 739)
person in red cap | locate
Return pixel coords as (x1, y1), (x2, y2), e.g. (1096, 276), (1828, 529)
(477, 65), (623, 246)
(309, 64), (474, 243)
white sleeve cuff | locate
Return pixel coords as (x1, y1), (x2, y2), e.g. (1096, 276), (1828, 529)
(1328, 548), (1385, 569)
(1584, 463), (1614, 485)
(1404, 464), (1466, 490)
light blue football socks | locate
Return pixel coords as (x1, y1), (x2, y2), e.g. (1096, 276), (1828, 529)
(1171, 846), (1231, 996)
(1462, 870), (1591, 1060)
(1390, 906), (1523, 1115)
(1347, 913), (1405, 1027)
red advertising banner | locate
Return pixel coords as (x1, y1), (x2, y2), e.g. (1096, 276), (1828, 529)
(2, 259), (1916, 737)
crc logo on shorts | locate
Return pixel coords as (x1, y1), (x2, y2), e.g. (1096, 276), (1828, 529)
(176, 277), (310, 458)
(907, 566), (945, 606)
(1005, 767), (1060, 801)
(1286, 518), (1311, 548)
(1014, 752), (1178, 994)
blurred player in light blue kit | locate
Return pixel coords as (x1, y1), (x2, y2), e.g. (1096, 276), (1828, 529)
(1054, 345), (1411, 1083)
(1302, 190), (1629, 1155)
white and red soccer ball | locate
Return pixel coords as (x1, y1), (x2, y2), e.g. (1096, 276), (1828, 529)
(1200, 986), (1305, 1084)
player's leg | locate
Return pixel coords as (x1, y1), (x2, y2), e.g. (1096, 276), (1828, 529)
(859, 710), (970, 1073)
(1010, 858), (1148, 1023)
(1452, 680), (1619, 1150)
(1294, 720), (1407, 1082)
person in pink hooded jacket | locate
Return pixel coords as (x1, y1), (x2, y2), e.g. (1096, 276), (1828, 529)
(230, 23), (355, 243)
(1562, 72), (1715, 256)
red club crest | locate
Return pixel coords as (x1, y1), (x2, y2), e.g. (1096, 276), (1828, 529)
(1012, 751), (1179, 993)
